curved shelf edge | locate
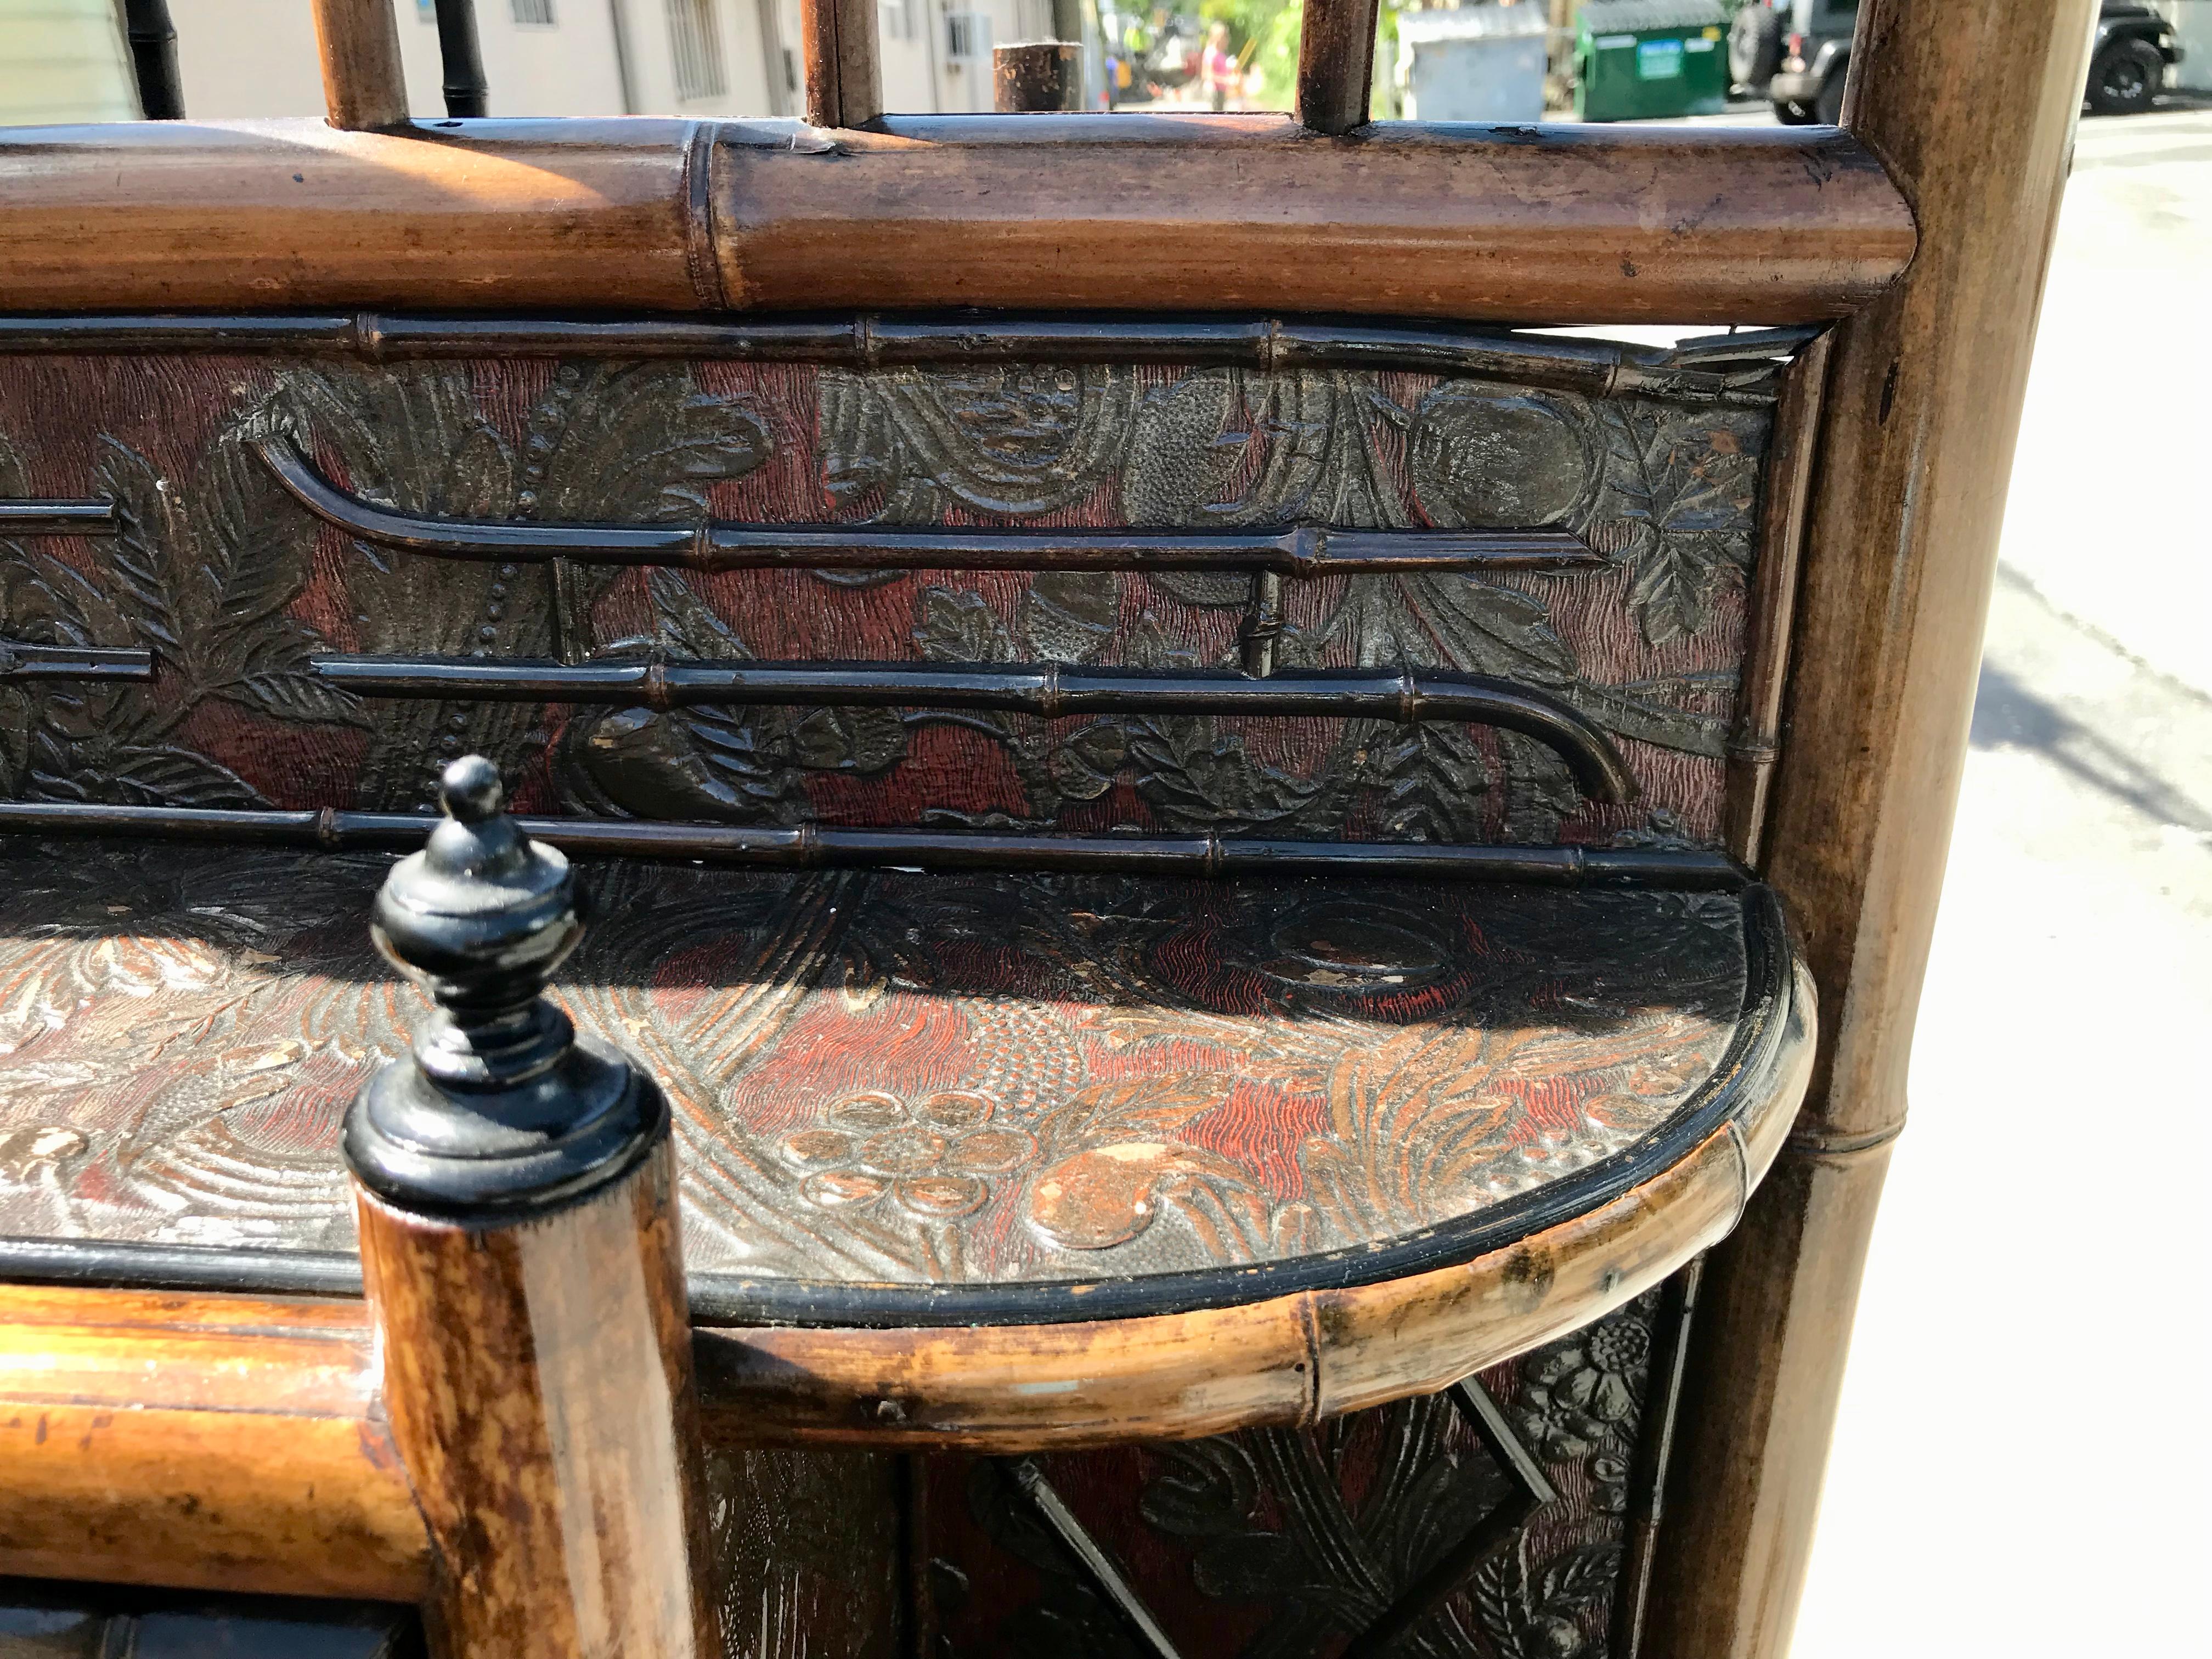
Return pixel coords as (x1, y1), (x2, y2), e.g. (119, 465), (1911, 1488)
(0, 902), (1815, 1600)
(695, 912), (1816, 1449)
(0, 898), (1813, 1464)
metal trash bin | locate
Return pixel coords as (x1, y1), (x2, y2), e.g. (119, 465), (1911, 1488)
(1575, 0), (1730, 121)
(1396, 3), (1550, 124)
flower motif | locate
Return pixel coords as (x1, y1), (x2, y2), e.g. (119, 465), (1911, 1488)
(1514, 1306), (1653, 1460)
(0, 1125), (88, 1185)
(776, 1090), (1035, 1221)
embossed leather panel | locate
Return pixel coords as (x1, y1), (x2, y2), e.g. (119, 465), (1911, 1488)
(0, 842), (1747, 1290)
(927, 1289), (1675, 1659)
(0, 353), (1769, 845)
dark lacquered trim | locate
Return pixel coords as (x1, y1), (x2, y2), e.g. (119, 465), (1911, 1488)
(0, 500), (117, 536)
(0, 641), (154, 682)
(0, 1237), (368, 1300)
(257, 437), (1594, 572)
(313, 654), (1638, 803)
(0, 802), (1739, 886)
(0, 888), (1798, 1329)
(0, 311), (1814, 402)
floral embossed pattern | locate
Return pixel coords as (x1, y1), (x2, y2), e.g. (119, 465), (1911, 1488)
(922, 1288), (1679, 1659)
(1, 348), (1773, 844)
(0, 843), (1747, 1287)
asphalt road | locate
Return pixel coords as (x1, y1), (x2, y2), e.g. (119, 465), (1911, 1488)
(1784, 103), (2212, 1659)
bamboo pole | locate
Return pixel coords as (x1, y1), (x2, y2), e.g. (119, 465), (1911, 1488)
(1643, 4), (2100, 1655)
(0, 117), (1913, 322)
(801, 0), (883, 127)
(1296, 0), (1383, 133)
(310, 0), (410, 131)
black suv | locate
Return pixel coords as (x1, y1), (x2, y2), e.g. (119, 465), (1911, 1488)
(1750, 0), (2185, 123)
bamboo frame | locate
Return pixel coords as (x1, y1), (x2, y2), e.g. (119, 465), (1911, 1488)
(1645, 4), (2102, 1656)
(1, 0), (2075, 1641)
(309, 0), (409, 131)
(0, 120), (1914, 323)
(0, 1285), (431, 1600)
(802, 0), (883, 127)
(1296, 0), (1383, 134)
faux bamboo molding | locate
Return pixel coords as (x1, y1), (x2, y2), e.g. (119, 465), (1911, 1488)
(0, 313), (1812, 399)
(0, 119), (1914, 323)
(1726, 330), (1832, 865)
(0, 1284), (431, 1601)
(0, 800), (1742, 887)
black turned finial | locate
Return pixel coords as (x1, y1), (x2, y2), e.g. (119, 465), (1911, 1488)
(344, 757), (665, 1215)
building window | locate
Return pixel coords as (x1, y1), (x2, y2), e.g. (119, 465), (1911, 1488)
(667, 0), (729, 100)
(511, 0), (557, 21)
(878, 0), (916, 43)
(945, 9), (990, 61)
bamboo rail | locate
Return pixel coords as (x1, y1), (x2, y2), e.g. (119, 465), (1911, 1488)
(0, 118), (1915, 323)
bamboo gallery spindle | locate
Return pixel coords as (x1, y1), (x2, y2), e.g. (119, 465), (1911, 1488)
(344, 757), (716, 1656)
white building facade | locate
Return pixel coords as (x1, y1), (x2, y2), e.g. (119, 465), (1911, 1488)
(1, 0), (1067, 125)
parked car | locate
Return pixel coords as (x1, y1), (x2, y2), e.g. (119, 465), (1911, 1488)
(1765, 0), (1859, 125)
(1761, 0), (2184, 124)
(1728, 0), (1786, 95)
(2081, 1), (2186, 114)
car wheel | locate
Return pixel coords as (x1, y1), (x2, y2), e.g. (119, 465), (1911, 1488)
(1773, 98), (1816, 125)
(1816, 72), (1846, 125)
(1730, 7), (1783, 93)
(2087, 40), (2163, 115)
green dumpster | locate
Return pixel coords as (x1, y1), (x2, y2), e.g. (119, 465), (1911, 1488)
(1575, 0), (1731, 121)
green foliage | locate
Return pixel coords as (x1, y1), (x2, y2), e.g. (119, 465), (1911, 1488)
(1190, 0), (1410, 117)
(1195, 0), (1301, 108)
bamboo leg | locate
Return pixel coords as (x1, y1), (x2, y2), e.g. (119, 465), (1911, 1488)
(1645, 3), (2099, 1655)
(346, 758), (717, 1657)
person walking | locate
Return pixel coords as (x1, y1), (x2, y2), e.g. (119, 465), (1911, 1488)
(1201, 20), (1239, 111)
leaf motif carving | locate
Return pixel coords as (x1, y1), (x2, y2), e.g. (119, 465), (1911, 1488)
(917, 585), (1015, 663)
(823, 363), (1137, 523)
(1590, 402), (1769, 647)
(93, 438), (183, 653)
(1019, 571), (1121, 664)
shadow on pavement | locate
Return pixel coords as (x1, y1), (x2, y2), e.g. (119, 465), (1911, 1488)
(1969, 661), (2212, 833)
